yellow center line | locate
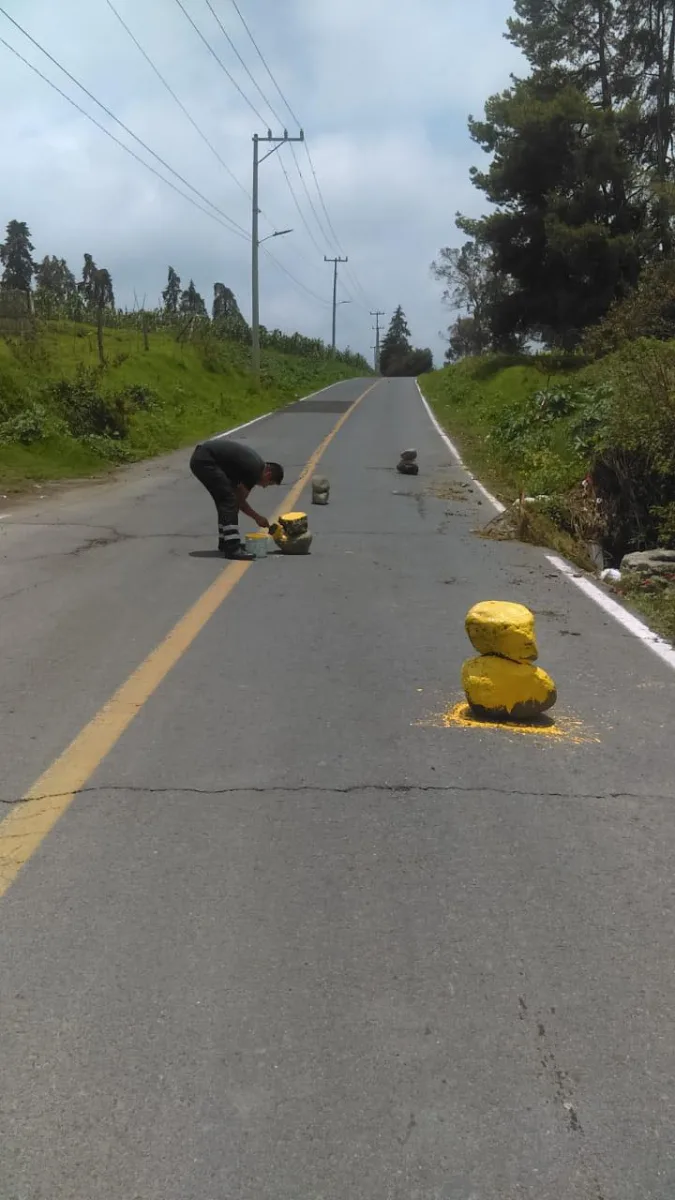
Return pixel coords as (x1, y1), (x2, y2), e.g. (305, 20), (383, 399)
(0, 380), (380, 897)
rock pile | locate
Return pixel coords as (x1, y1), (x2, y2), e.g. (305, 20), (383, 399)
(461, 600), (557, 722)
(396, 449), (419, 476)
(269, 511), (313, 555)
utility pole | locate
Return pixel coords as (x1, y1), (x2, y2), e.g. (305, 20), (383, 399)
(251, 129), (303, 378)
(370, 310), (385, 371)
(324, 255), (348, 351)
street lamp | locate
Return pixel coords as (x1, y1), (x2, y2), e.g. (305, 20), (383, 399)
(259, 228), (293, 245)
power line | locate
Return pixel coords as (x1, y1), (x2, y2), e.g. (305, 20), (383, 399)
(227, 0), (373, 308)
(201, 0), (283, 126)
(172, 0), (266, 125)
(1, 36), (359, 320)
(104, 0), (250, 203)
(0, 5), (249, 238)
(275, 152), (325, 257)
(303, 143), (346, 253)
(304, 142), (372, 306)
(227, 0), (301, 128)
(288, 143), (333, 250)
(263, 247), (331, 307)
(0, 34), (250, 242)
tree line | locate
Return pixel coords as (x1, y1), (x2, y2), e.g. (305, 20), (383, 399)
(433, 0), (675, 359)
(0, 218), (370, 372)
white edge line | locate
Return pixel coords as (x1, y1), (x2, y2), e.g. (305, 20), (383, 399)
(545, 554), (675, 670)
(211, 410), (273, 441)
(415, 378), (675, 673)
(415, 380), (505, 514)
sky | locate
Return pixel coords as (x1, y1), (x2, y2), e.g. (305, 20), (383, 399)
(0, 0), (523, 365)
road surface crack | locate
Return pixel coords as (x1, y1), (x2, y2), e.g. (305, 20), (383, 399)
(0, 783), (671, 806)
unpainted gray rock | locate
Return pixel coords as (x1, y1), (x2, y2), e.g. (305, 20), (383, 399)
(620, 549), (675, 576)
(400, 449), (418, 462)
(312, 476), (330, 505)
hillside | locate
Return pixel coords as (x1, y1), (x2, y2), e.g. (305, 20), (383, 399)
(0, 321), (371, 492)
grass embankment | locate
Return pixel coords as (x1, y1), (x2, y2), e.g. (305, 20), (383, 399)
(0, 322), (369, 492)
(419, 343), (675, 644)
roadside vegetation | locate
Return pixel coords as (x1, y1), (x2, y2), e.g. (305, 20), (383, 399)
(0, 220), (371, 492)
(424, 0), (675, 645)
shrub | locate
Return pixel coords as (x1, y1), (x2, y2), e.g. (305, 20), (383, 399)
(0, 402), (65, 445)
(50, 367), (130, 439)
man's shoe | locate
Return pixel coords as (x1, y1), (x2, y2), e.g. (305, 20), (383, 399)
(223, 546), (255, 561)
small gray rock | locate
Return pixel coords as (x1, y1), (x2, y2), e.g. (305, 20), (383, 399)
(312, 476), (330, 505)
(397, 460), (419, 476)
(400, 449), (417, 462)
(620, 549), (675, 576)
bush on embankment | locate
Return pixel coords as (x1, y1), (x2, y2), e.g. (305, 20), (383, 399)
(420, 343), (675, 643)
(0, 322), (371, 491)
(420, 340), (675, 567)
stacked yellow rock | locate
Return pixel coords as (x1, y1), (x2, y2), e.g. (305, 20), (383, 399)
(270, 512), (313, 555)
(461, 601), (557, 722)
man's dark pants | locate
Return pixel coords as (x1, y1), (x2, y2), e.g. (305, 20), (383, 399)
(190, 446), (241, 551)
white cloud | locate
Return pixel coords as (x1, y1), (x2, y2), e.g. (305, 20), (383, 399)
(0, 0), (522, 363)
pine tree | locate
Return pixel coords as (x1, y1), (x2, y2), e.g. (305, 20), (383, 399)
(78, 254), (115, 364)
(162, 266), (181, 314)
(34, 255), (77, 318)
(0, 220), (35, 309)
(379, 306), (411, 374)
(179, 280), (207, 316)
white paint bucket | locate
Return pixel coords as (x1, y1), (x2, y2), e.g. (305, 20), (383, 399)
(245, 532), (269, 558)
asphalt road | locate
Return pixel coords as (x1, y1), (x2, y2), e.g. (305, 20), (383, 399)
(1, 375), (674, 1199)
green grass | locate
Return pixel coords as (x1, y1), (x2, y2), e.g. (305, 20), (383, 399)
(419, 349), (675, 644)
(613, 577), (675, 646)
(419, 355), (586, 502)
(0, 322), (370, 492)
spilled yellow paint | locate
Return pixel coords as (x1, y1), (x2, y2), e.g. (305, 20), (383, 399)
(0, 380), (380, 899)
(433, 700), (599, 744)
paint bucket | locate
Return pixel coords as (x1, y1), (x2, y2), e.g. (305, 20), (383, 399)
(245, 532), (269, 558)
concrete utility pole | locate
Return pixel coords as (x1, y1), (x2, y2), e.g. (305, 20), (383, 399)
(370, 310), (385, 371)
(324, 255), (348, 351)
(252, 129), (303, 378)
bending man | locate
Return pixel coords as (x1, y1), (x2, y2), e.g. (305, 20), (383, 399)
(190, 436), (284, 561)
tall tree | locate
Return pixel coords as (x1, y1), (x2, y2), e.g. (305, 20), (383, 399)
(431, 239), (519, 354)
(379, 305), (411, 374)
(454, 72), (644, 347)
(0, 220), (35, 309)
(34, 255), (77, 318)
(179, 280), (207, 316)
(506, 0), (627, 110)
(445, 315), (494, 361)
(379, 307), (432, 375)
(78, 254), (115, 364)
(212, 282), (245, 323)
(162, 265), (181, 314)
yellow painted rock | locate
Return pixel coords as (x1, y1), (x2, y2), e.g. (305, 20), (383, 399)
(462, 654), (556, 722)
(280, 511), (308, 536)
(465, 600), (538, 662)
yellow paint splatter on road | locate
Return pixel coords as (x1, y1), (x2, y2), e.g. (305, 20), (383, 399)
(416, 701), (600, 744)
